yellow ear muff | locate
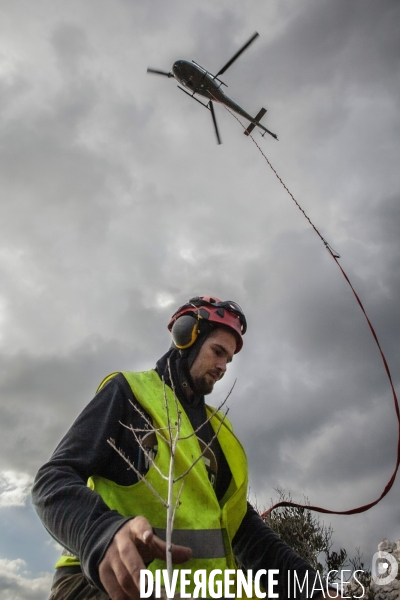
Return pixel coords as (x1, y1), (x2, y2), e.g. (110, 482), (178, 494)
(171, 315), (200, 349)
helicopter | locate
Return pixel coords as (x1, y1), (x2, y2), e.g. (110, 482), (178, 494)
(147, 32), (278, 145)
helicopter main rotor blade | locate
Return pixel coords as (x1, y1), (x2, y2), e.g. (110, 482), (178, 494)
(147, 67), (173, 77)
(209, 101), (222, 145)
(215, 32), (259, 77)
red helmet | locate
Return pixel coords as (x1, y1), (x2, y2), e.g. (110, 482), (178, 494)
(168, 296), (247, 353)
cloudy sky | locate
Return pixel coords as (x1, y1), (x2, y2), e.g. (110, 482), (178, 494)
(0, 0), (399, 597)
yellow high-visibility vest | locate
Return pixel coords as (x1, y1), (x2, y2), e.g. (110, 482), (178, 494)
(56, 370), (250, 596)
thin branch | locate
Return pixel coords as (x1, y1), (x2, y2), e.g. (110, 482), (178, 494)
(126, 395), (154, 430)
(173, 411), (228, 483)
(162, 375), (175, 446)
(118, 424), (169, 481)
(107, 439), (168, 507)
(160, 372), (180, 578)
(166, 358), (177, 398)
(166, 358), (181, 416)
(171, 481), (185, 529)
(119, 421), (170, 435)
(167, 358), (183, 433)
(122, 424), (173, 450)
(178, 380), (236, 440)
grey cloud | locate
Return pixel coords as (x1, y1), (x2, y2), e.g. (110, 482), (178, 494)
(0, 0), (398, 588)
(0, 338), (131, 472)
(51, 23), (91, 75)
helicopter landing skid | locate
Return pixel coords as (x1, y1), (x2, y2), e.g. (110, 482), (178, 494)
(177, 86), (210, 109)
(177, 86), (221, 144)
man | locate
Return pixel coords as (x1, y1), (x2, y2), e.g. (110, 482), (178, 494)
(33, 296), (327, 600)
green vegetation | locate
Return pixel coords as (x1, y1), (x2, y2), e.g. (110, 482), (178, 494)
(261, 489), (373, 598)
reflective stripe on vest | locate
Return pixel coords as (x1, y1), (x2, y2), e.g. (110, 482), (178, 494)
(56, 370), (250, 596)
(153, 528), (225, 559)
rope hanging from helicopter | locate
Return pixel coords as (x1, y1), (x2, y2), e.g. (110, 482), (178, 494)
(147, 29), (399, 517)
(213, 95), (400, 518)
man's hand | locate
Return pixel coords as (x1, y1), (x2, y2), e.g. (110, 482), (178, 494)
(99, 516), (192, 600)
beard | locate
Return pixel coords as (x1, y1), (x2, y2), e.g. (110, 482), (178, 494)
(192, 371), (223, 396)
(191, 373), (216, 396)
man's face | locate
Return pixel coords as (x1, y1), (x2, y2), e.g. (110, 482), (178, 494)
(189, 328), (237, 396)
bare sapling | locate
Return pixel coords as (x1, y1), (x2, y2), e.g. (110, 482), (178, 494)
(107, 360), (235, 595)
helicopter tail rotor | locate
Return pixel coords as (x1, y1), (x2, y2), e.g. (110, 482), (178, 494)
(244, 107), (267, 136)
(244, 107), (278, 140)
(147, 67), (173, 78)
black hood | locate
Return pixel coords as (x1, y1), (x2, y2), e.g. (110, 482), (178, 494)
(155, 321), (214, 406)
(154, 347), (202, 406)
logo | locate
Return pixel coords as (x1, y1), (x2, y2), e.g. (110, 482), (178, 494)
(371, 551), (398, 586)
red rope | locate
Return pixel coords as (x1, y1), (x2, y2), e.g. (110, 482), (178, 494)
(218, 100), (400, 518)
